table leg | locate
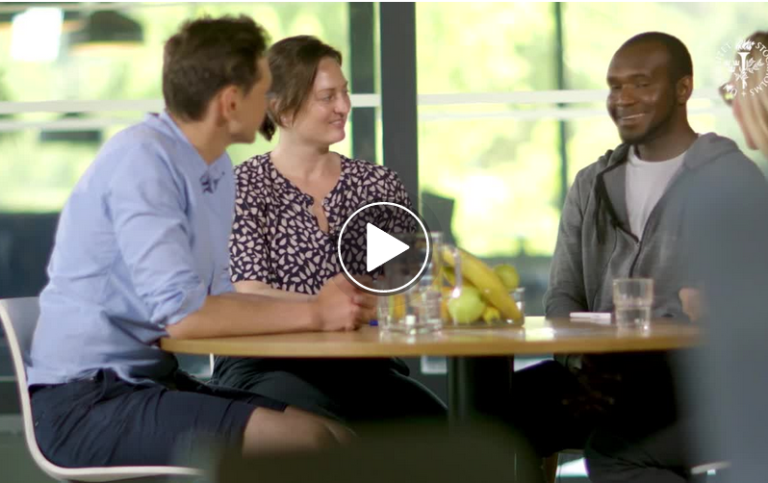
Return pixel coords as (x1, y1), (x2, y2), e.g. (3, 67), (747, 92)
(448, 355), (514, 424)
(449, 355), (543, 482)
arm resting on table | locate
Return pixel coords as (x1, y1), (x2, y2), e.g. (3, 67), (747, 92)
(234, 280), (316, 302)
(166, 292), (318, 339)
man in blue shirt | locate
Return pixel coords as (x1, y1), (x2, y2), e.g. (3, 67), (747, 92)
(27, 16), (375, 468)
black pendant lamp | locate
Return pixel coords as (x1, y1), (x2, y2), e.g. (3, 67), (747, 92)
(69, 10), (143, 55)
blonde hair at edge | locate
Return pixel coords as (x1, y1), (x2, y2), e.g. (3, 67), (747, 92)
(740, 31), (768, 158)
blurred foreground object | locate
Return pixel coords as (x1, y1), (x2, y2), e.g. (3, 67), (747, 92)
(215, 421), (539, 483)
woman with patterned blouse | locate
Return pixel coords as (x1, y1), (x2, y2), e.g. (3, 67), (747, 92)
(213, 36), (446, 426)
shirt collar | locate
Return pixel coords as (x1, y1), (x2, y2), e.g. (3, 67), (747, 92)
(148, 110), (229, 169)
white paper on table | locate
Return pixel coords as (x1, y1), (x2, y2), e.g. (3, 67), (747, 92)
(569, 312), (612, 326)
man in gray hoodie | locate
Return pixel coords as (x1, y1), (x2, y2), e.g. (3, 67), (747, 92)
(583, 36), (768, 483)
(508, 32), (768, 480)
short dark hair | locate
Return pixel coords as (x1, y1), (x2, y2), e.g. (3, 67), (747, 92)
(162, 16), (270, 121)
(259, 35), (342, 141)
(620, 32), (693, 83)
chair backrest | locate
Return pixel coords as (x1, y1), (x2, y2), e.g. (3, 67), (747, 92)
(0, 297), (202, 482)
(0, 297), (55, 476)
(0, 296), (38, 369)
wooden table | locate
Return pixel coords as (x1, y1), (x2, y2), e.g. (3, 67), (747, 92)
(161, 317), (701, 421)
(162, 316), (700, 357)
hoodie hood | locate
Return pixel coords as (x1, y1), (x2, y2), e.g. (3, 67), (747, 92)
(593, 133), (744, 242)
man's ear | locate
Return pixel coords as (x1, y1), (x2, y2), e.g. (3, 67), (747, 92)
(218, 85), (242, 122)
(676, 75), (694, 105)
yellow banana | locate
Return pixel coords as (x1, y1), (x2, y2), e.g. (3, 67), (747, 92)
(440, 287), (453, 322)
(441, 247), (523, 323)
(482, 306), (502, 324)
(442, 266), (456, 286)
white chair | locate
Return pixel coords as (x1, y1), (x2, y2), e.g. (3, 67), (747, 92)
(0, 297), (202, 482)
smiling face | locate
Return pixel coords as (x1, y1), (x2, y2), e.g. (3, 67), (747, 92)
(606, 41), (681, 144)
(288, 57), (351, 147)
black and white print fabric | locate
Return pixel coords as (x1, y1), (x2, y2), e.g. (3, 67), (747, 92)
(229, 153), (416, 295)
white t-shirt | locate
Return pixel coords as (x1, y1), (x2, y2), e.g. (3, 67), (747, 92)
(625, 146), (686, 239)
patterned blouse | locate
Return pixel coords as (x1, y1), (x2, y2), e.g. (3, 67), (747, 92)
(229, 153), (415, 295)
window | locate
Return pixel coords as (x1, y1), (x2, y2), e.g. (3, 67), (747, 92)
(563, 2), (768, 179)
(0, 2), (358, 212)
(415, 2), (767, 315)
(416, 3), (558, 258)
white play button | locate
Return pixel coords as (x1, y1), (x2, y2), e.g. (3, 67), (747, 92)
(337, 201), (431, 294)
(366, 223), (410, 272)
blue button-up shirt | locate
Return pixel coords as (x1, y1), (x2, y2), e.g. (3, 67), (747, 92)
(28, 111), (235, 386)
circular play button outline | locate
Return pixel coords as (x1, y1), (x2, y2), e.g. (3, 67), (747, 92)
(337, 201), (431, 295)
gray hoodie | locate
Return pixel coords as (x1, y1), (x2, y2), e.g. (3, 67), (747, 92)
(545, 133), (767, 320)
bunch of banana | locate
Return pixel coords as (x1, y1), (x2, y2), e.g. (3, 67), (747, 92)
(440, 247), (523, 325)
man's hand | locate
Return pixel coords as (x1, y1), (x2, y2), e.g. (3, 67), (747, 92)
(313, 274), (377, 332)
(679, 287), (704, 322)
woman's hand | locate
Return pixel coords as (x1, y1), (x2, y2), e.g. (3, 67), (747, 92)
(313, 274), (377, 331)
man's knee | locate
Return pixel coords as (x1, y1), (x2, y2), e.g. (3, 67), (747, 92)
(243, 407), (341, 453)
(302, 420), (340, 449)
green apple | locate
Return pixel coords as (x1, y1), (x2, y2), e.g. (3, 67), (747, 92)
(447, 286), (486, 324)
(494, 264), (520, 291)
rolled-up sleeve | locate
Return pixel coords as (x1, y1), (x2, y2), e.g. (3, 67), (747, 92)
(212, 264), (235, 296)
(108, 146), (208, 327)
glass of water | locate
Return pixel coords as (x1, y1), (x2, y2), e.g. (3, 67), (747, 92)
(612, 278), (654, 329)
(378, 232), (444, 335)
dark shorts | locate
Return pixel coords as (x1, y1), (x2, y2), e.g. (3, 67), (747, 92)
(213, 357), (447, 425)
(30, 369), (287, 468)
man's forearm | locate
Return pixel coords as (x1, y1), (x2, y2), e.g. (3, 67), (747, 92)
(166, 293), (318, 339)
(237, 286), (315, 302)
(234, 281), (316, 302)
